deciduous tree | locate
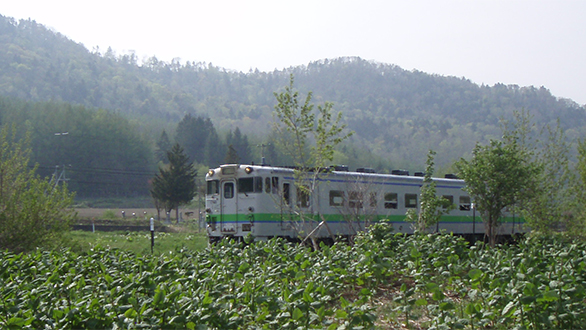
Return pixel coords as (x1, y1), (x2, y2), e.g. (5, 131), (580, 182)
(406, 150), (454, 233)
(573, 139), (586, 234)
(520, 119), (574, 232)
(0, 126), (75, 252)
(456, 139), (538, 247)
(272, 74), (353, 246)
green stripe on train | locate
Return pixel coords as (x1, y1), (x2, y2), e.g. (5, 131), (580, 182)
(208, 213), (523, 224)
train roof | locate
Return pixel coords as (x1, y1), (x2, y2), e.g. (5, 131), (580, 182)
(210, 164), (464, 185)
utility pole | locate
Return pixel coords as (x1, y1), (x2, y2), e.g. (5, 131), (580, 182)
(50, 132), (69, 189)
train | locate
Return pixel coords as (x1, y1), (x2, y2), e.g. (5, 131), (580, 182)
(204, 164), (526, 243)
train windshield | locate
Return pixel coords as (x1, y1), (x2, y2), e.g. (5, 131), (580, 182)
(207, 180), (219, 195)
(238, 177), (263, 193)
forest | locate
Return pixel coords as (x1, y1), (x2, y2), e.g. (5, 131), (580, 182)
(1, 14), (586, 200)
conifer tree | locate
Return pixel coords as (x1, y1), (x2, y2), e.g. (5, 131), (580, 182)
(155, 130), (172, 164)
(225, 144), (240, 164)
(150, 143), (197, 222)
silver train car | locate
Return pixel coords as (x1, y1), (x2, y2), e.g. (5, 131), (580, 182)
(205, 164), (525, 242)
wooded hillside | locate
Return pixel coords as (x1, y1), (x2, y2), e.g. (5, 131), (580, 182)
(1, 14), (585, 198)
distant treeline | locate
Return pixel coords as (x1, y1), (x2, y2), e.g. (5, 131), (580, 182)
(0, 96), (256, 198)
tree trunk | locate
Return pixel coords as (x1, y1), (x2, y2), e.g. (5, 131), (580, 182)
(488, 217), (496, 247)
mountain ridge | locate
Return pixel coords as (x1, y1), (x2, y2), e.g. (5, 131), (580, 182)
(1, 14), (585, 170)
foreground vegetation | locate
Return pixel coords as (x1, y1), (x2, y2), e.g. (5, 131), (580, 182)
(1, 228), (585, 329)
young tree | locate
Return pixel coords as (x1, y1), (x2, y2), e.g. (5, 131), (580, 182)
(455, 139), (538, 247)
(498, 110), (577, 234)
(150, 143), (197, 222)
(273, 74), (353, 245)
(573, 139), (586, 235)
(0, 126), (75, 252)
(520, 120), (574, 232)
(405, 150), (454, 233)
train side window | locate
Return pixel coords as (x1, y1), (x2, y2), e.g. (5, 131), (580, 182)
(238, 178), (253, 193)
(265, 177), (270, 193)
(384, 193), (398, 209)
(207, 180), (219, 195)
(405, 193), (418, 208)
(238, 177), (263, 193)
(329, 190), (344, 206)
(224, 182), (234, 199)
(442, 195), (454, 209)
(283, 183), (291, 205)
(459, 196), (471, 211)
(349, 191), (363, 209)
(297, 186), (310, 208)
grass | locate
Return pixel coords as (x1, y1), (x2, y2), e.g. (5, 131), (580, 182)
(66, 230), (209, 256)
(67, 206), (208, 256)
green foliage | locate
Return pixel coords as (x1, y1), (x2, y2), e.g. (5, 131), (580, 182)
(154, 130), (172, 164)
(0, 126), (75, 252)
(2, 14), (586, 199)
(4, 12), (583, 173)
(273, 74), (316, 168)
(175, 114), (221, 166)
(354, 230), (586, 329)
(0, 239), (378, 329)
(575, 139), (586, 234)
(272, 74), (353, 244)
(273, 74), (353, 170)
(101, 209), (118, 220)
(0, 97), (154, 198)
(515, 114), (576, 233)
(405, 150), (454, 233)
(224, 144), (239, 164)
(225, 127), (251, 164)
(3, 231), (585, 329)
(456, 138), (539, 247)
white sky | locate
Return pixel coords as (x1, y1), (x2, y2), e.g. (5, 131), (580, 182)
(2, 0), (585, 104)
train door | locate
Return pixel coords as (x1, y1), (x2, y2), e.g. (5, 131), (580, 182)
(220, 180), (237, 232)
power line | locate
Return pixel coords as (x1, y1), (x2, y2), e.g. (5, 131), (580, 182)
(32, 165), (157, 177)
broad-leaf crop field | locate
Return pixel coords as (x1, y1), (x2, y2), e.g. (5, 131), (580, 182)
(1, 226), (586, 329)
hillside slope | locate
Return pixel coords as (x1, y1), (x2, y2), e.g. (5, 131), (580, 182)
(1, 14), (585, 169)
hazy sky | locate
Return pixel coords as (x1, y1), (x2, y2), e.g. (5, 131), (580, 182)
(3, 0), (585, 104)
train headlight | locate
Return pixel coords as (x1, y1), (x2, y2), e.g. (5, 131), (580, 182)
(245, 166), (254, 174)
(208, 169), (215, 177)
